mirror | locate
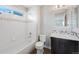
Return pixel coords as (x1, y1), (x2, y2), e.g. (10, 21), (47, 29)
(53, 12), (65, 27)
(51, 6), (79, 30)
(66, 7), (78, 29)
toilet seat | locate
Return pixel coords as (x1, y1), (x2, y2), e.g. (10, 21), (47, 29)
(35, 41), (44, 49)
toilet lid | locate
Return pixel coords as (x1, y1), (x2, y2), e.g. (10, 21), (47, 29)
(35, 41), (44, 49)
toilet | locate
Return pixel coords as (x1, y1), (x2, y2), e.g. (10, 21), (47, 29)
(35, 35), (46, 54)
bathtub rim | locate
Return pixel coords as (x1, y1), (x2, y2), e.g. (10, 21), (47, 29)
(16, 39), (37, 54)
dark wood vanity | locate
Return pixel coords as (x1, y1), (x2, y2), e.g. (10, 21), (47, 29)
(51, 37), (79, 54)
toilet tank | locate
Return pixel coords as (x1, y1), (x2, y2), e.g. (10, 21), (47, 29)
(40, 35), (46, 42)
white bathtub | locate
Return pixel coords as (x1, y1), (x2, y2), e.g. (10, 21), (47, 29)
(0, 19), (37, 54)
(17, 39), (36, 54)
(0, 38), (36, 54)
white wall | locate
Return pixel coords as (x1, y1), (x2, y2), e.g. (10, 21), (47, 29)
(39, 6), (52, 49)
(0, 19), (29, 53)
(27, 6), (40, 41)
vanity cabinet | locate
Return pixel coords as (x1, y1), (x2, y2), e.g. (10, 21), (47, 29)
(51, 37), (79, 54)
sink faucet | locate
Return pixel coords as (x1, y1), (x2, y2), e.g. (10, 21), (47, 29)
(60, 30), (79, 39)
(71, 31), (79, 39)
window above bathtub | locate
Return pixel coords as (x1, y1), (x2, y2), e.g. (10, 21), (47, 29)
(0, 6), (23, 16)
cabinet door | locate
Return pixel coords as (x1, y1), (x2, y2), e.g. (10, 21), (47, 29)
(51, 37), (67, 54)
(51, 37), (78, 54)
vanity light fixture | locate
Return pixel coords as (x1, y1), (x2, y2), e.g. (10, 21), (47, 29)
(55, 5), (64, 8)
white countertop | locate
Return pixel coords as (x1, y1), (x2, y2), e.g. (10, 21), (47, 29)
(50, 33), (79, 41)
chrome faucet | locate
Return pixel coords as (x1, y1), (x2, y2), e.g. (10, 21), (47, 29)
(70, 31), (79, 39)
